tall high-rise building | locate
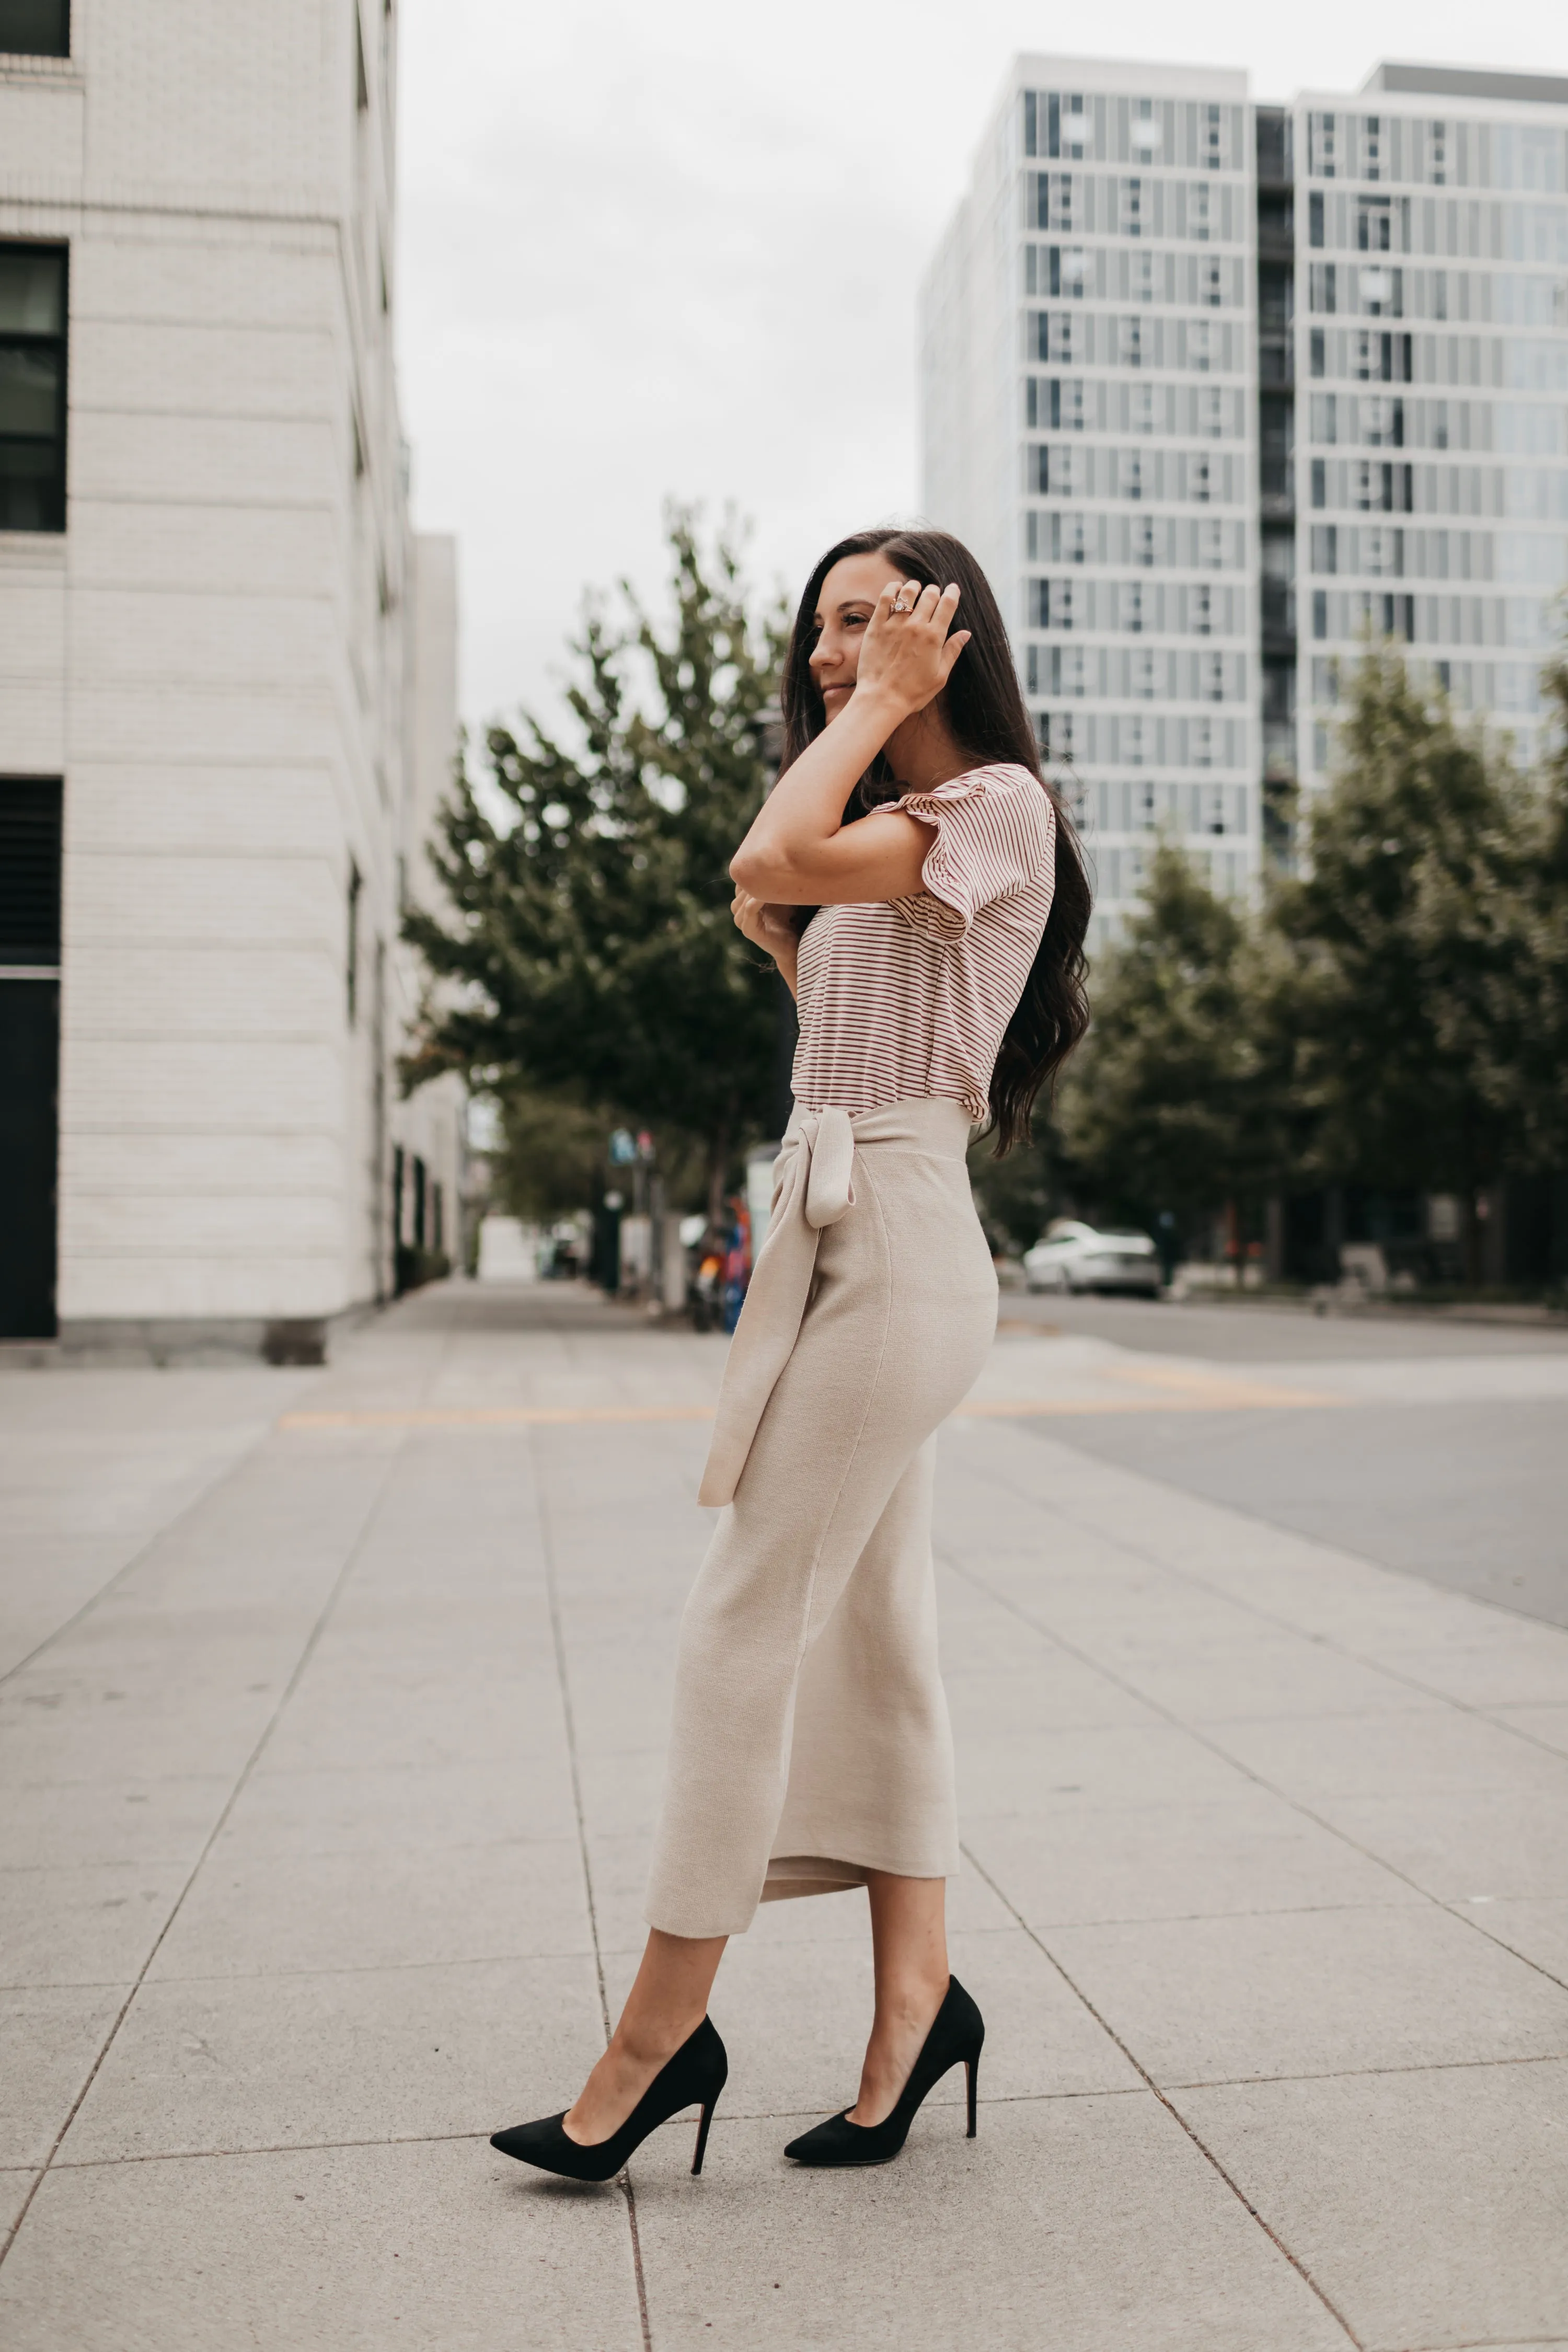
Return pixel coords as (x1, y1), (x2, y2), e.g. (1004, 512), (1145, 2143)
(922, 56), (1568, 943)
(1294, 65), (1568, 795)
(0, 4), (466, 1354)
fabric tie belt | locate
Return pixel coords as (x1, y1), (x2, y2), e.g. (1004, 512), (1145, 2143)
(697, 1099), (970, 1508)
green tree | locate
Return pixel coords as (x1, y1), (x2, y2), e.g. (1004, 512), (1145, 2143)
(966, 1130), (1057, 1256)
(1475, 644), (1568, 1180)
(403, 511), (788, 1218)
(1271, 644), (1543, 1278)
(1056, 839), (1279, 1244)
(487, 1084), (623, 1224)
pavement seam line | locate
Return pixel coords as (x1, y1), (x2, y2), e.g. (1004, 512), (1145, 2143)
(0, 1418), (307, 1691)
(526, 1426), (654, 2352)
(995, 1405), (1568, 1696)
(958, 1841), (1366, 2349)
(38, 2089), (1158, 2175)
(0, 1429), (409, 2271)
(942, 1527), (1568, 2008)
(947, 1428), (1568, 1998)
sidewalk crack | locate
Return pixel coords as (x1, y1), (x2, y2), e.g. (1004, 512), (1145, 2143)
(529, 1429), (654, 2352)
(0, 1434), (407, 2270)
(961, 1840), (1365, 2348)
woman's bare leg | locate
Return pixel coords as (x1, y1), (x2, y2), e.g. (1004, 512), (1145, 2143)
(563, 1928), (727, 2146)
(849, 1871), (950, 2126)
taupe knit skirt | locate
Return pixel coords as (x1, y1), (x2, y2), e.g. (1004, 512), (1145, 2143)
(644, 1097), (997, 1940)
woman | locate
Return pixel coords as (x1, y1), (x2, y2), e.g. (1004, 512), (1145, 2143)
(492, 526), (1090, 2181)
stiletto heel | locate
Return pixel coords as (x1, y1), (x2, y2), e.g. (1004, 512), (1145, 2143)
(491, 2016), (728, 2185)
(784, 1976), (985, 2168)
(691, 2095), (717, 2176)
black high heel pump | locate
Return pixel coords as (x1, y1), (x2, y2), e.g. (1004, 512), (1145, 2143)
(490, 2016), (728, 2184)
(783, 1976), (984, 2167)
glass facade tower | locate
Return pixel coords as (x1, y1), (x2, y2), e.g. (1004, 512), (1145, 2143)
(1298, 65), (1568, 789)
(921, 58), (1568, 941)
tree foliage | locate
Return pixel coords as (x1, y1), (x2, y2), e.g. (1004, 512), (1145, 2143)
(1051, 642), (1568, 1276)
(403, 510), (788, 1208)
(1272, 647), (1539, 1209)
(1056, 838), (1281, 1228)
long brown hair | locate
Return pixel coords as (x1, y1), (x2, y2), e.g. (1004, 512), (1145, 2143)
(780, 526), (1091, 1154)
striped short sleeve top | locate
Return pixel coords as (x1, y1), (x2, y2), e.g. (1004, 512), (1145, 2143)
(791, 762), (1058, 1125)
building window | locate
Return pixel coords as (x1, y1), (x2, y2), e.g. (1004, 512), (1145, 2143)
(345, 861), (362, 1025)
(1027, 375), (1083, 432)
(1428, 120), (1447, 187)
(1357, 196), (1392, 253)
(0, 245), (67, 533)
(0, 1), (69, 54)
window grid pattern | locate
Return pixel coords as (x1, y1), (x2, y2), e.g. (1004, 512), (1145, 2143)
(1300, 109), (1568, 775)
(1017, 87), (1256, 910)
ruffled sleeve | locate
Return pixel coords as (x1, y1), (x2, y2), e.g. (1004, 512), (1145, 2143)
(890, 765), (1055, 940)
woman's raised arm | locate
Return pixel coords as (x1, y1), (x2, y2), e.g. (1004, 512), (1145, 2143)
(730, 580), (970, 907)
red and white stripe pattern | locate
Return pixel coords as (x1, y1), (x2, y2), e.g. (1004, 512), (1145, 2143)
(792, 763), (1058, 1125)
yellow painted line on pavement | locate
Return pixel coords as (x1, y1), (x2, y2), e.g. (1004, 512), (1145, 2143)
(959, 1388), (1341, 1416)
(278, 1382), (1342, 1432)
(276, 1404), (718, 1428)
(1106, 1361), (1344, 1409)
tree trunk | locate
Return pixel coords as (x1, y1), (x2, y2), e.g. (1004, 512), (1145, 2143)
(1462, 1190), (1485, 1289)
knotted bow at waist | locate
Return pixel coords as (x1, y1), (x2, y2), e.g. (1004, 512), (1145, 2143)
(697, 1097), (972, 1508)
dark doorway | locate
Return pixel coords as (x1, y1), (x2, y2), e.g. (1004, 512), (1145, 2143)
(1, 777), (62, 1337)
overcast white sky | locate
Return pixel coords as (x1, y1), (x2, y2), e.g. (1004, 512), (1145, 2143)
(396, 0), (1565, 734)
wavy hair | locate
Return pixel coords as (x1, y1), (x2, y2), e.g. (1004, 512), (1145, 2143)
(780, 526), (1091, 1153)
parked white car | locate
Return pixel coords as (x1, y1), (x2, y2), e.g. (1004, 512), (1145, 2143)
(1022, 1220), (1162, 1298)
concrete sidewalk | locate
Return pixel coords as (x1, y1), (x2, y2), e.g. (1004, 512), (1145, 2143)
(3, 1281), (1567, 2349)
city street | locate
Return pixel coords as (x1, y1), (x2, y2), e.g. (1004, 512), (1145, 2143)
(3, 1280), (1568, 2349)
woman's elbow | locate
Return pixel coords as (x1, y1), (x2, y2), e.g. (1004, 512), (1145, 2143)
(729, 846), (769, 893)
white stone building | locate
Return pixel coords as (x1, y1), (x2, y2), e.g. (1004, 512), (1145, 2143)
(921, 56), (1568, 946)
(0, 0), (464, 1354)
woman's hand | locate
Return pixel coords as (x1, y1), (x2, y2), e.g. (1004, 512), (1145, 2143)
(853, 579), (971, 723)
(732, 890), (799, 996)
(728, 567), (971, 909)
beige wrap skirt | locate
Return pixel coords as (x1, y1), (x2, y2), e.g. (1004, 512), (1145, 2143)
(644, 1096), (997, 1940)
